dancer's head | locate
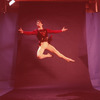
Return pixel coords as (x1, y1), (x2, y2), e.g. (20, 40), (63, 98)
(36, 20), (43, 28)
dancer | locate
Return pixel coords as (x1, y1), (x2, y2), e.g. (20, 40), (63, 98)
(19, 20), (75, 62)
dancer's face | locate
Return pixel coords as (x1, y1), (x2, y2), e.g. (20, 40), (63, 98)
(36, 21), (43, 28)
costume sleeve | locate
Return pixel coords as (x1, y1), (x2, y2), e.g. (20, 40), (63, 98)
(23, 30), (37, 35)
(47, 29), (62, 34)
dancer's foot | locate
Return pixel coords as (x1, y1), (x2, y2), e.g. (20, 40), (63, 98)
(47, 53), (52, 58)
(66, 58), (75, 62)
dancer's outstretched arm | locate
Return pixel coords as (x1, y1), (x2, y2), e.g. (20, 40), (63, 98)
(61, 27), (68, 32)
(47, 27), (68, 33)
(18, 28), (23, 33)
(18, 28), (37, 35)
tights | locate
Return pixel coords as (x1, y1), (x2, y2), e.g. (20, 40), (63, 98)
(37, 42), (75, 62)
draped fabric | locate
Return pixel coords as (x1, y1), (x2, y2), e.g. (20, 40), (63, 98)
(86, 12), (100, 90)
(0, 13), (18, 95)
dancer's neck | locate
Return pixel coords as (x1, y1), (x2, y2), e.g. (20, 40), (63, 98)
(38, 26), (43, 30)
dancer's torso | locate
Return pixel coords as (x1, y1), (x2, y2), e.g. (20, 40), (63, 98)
(37, 29), (48, 42)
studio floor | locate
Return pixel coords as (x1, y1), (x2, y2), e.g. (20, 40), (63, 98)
(0, 88), (100, 100)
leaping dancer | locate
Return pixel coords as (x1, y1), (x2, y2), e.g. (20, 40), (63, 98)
(18, 20), (75, 62)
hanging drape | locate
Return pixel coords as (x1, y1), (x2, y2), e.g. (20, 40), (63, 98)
(86, 12), (100, 90)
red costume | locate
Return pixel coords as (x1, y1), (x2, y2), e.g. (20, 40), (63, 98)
(23, 29), (62, 45)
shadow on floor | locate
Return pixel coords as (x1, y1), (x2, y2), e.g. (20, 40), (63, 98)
(0, 88), (100, 100)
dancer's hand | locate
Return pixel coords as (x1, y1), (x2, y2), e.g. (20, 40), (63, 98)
(18, 28), (23, 34)
(62, 27), (68, 32)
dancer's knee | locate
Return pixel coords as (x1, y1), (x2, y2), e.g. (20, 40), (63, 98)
(37, 55), (43, 59)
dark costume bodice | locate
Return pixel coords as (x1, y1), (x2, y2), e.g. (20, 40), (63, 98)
(37, 29), (48, 42)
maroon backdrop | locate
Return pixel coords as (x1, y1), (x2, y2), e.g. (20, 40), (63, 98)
(15, 2), (92, 89)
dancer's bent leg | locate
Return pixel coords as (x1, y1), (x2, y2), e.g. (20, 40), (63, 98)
(37, 42), (52, 59)
(47, 44), (75, 62)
